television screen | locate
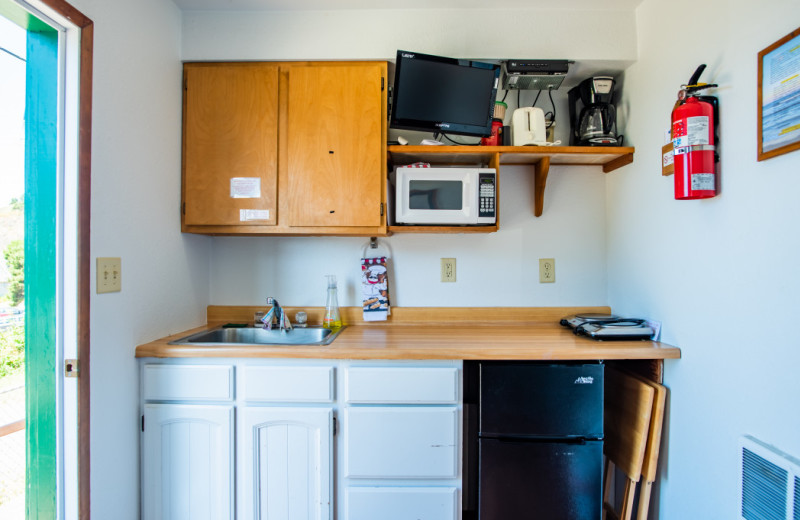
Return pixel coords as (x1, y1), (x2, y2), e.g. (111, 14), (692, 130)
(390, 50), (500, 138)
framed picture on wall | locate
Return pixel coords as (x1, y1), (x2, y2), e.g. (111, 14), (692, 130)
(758, 26), (800, 161)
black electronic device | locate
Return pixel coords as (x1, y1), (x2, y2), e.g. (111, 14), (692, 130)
(568, 76), (623, 146)
(502, 59), (570, 90)
(390, 50), (500, 138)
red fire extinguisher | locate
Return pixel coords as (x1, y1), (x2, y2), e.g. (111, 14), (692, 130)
(671, 65), (719, 200)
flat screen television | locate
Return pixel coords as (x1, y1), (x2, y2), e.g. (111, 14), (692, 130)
(390, 50), (501, 138)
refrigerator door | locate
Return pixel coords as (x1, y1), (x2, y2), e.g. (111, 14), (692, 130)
(480, 362), (603, 438)
(479, 438), (602, 519)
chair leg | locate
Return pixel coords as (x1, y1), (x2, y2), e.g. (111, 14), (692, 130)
(620, 479), (637, 520)
(636, 481), (653, 520)
(603, 459), (615, 507)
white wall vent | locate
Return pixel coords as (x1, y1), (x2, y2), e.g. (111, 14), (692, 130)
(740, 435), (800, 520)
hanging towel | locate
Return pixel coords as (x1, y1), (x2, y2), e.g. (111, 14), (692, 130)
(361, 256), (391, 322)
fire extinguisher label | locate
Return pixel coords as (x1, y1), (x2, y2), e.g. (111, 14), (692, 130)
(672, 116), (710, 148)
(686, 116), (710, 146)
(691, 173), (715, 191)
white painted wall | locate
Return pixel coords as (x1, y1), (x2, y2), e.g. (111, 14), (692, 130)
(184, 8), (639, 308)
(67, 0), (212, 518)
(210, 166), (609, 307)
(609, 0), (800, 517)
(73, 1), (800, 517)
(182, 8), (637, 63)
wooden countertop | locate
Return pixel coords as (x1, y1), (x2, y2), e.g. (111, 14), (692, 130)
(135, 306), (681, 361)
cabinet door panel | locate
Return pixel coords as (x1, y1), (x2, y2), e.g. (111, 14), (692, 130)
(346, 487), (458, 520)
(142, 404), (233, 520)
(240, 407), (333, 520)
(287, 64), (384, 227)
(345, 407), (458, 479)
(345, 366), (459, 404)
(143, 364), (234, 402)
(184, 63), (279, 226)
(243, 365), (334, 403)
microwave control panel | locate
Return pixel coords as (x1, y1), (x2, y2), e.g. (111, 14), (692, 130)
(478, 173), (496, 219)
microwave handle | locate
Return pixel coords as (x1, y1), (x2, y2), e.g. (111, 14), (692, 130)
(463, 178), (476, 211)
(463, 177), (473, 197)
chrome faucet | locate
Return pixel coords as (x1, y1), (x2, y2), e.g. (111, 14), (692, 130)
(264, 297), (292, 331)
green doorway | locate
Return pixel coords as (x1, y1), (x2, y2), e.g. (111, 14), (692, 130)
(0, 0), (92, 518)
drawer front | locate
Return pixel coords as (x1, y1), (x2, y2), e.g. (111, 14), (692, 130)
(346, 487), (457, 520)
(345, 366), (459, 404)
(143, 364), (234, 402)
(345, 407), (458, 479)
(243, 365), (334, 403)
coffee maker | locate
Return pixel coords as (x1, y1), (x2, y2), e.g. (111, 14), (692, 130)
(568, 77), (622, 146)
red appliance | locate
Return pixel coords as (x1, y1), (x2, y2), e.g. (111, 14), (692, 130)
(671, 65), (719, 200)
(480, 119), (503, 146)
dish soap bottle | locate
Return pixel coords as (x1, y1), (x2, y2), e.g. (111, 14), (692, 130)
(323, 275), (342, 330)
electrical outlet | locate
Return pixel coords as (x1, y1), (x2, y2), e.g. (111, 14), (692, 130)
(441, 258), (456, 283)
(539, 258), (555, 283)
(97, 257), (121, 293)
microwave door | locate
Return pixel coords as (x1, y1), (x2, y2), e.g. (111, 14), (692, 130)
(398, 175), (471, 224)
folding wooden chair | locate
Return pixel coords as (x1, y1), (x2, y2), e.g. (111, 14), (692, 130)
(603, 368), (655, 520)
(634, 375), (667, 520)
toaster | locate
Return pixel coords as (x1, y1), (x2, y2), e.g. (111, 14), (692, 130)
(511, 107), (547, 146)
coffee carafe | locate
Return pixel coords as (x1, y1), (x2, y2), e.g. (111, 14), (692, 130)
(568, 77), (622, 146)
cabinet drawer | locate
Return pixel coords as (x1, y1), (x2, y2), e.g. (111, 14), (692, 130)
(345, 407), (458, 479)
(346, 487), (457, 520)
(243, 365), (334, 402)
(345, 366), (459, 404)
(142, 364), (234, 402)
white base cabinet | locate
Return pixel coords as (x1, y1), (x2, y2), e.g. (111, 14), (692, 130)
(240, 407), (332, 520)
(346, 487), (459, 520)
(140, 359), (462, 520)
(141, 404), (234, 520)
(345, 407), (458, 479)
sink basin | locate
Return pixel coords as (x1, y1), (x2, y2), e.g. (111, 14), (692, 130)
(169, 326), (345, 346)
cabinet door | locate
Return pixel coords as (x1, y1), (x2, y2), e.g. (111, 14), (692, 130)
(345, 407), (458, 479)
(286, 63), (385, 227)
(183, 63), (279, 227)
(141, 404), (233, 520)
(239, 407), (333, 520)
(346, 487), (458, 520)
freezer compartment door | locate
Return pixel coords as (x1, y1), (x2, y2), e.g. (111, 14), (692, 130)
(479, 438), (602, 520)
(479, 362), (603, 438)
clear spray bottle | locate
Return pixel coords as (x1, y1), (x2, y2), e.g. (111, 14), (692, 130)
(323, 275), (342, 330)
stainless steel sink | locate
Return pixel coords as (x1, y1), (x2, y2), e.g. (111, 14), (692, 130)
(169, 326), (345, 346)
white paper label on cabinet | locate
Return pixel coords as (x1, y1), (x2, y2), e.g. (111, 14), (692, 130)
(240, 209), (270, 221)
(230, 177), (261, 199)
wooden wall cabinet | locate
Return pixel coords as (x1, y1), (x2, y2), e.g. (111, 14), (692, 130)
(182, 61), (388, 236)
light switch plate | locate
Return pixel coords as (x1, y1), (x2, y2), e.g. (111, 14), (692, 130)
(97, 257), (121, 293)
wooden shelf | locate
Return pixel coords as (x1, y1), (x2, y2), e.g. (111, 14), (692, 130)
(388, 224), (498, 234)
(388, 145), (635, 218)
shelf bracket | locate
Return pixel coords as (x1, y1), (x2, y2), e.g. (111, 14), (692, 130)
(533, 157), (551, 217)
(603, 152), (634, 173)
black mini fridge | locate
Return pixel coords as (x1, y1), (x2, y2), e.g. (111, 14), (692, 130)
(464, 361), (604, 520)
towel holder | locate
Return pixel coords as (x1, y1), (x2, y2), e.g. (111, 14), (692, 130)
(362, 237), (391, 258)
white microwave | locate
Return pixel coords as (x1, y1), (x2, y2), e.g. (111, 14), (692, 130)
(394, 167), (497, 225)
